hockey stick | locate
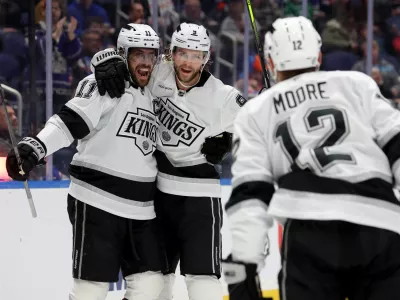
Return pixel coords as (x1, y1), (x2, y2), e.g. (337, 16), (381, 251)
(245, 0), (271, 89)
(0, 84), (37, 218)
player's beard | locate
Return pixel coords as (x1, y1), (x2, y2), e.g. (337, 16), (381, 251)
(131, 63), (152, 87)
(174, 64), (201, 85)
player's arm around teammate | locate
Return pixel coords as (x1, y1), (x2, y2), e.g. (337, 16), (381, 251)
(90, 48), (233, 167)
(6, 24), (167, 300)
(88, 23), (248, 300)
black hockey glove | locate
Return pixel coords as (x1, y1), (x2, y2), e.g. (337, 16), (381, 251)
(201, 132), (232, 164)
(6, 137), (47, 181)
(91, 48), (129, 98)
(222, 255), (265, 300)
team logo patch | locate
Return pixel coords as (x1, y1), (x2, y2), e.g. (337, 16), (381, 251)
(153, 97), (205, 147)
(236, 94), (247, 107)
(116, 108), (158, 156)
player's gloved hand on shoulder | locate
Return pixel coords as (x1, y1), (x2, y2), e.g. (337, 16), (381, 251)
(222, 255), (265, 300)
(91, 48), (129, 98)
(201, 132), (232, 164)
(6, 137), (47, 181)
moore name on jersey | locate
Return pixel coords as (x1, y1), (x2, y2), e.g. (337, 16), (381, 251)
(273, 81), (329, 114)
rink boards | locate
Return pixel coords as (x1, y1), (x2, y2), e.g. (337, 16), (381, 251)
(0, 181), (282, 300)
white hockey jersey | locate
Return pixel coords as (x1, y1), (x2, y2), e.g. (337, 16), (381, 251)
(37, 74), (158, 220)
(149, 60), (245, 197)
(226, 71), (400, 265)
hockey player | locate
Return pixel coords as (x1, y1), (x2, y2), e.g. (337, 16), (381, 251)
(89, 23), (245, 300)
(223, 16), (400, 300)
(6, 24), (166, 300)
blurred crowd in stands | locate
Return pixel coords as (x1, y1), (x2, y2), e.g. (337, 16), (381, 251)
(0, 0), (399, 180)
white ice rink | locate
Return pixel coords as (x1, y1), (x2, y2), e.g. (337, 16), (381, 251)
(0, 182), (281, 300)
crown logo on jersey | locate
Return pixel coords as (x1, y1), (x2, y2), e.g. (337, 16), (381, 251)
(142, 140), (150, 150)
(153, 97), (205, 147)
(116, 108), (159, 156)
(162, 131), (171, 142)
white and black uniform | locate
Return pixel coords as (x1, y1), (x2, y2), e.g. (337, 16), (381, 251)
(149, 60), (245, 277)
(37, 74), (166, 282)
(227, 71), (400, 300)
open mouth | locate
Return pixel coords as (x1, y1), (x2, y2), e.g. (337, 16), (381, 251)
(136, 67), (150, 79)
(180, 67), (192, 75)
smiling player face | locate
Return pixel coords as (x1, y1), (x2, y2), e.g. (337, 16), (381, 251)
(173, 47), (206, 86)
(127, 48), (157, 87)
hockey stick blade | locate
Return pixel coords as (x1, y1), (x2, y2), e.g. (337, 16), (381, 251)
(0, 84), (37, 218)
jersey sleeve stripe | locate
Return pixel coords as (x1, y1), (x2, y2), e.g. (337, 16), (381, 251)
(225, 181), (275, 212)
(381, 131), (400, 167)
(49, 114), (75, 144)
(377, 128), (400, 148)
(57, 105), (91, 140)
(278, 171), (397, 204)
(65, 102), (94, 130)
(69, 164), (156, 202)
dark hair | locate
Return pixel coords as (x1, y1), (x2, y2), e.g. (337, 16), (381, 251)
(86, 16), (106, 28)
(0, 0), (22, 28)
(164, 44), (213, 71)
(82, 29), (102, 38)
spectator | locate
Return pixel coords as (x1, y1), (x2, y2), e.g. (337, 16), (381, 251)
(146, 0), (176, 41)
(180, 0), (219, 33)
(219, 0), (260, 45)
(352, 40), (400, 95)
(0, 102), (46, 180)
(21, 0), (81, 173)
(251, 0), (282, 33)
(371, 66), (395, 99)
(283, 0), (314, 20)
(35, 0), (80, 109)
(206, 0), (229, 25)
(130, 2), (146, 24)
(24, 0), (82, 119)
(235, 54), (264, 98)
(0, 103), (18, 138)
(73, 30), (104, 86)
(113, 2), (149, 45)
(387, 2), (400, 37)
(86, 16), (115, 48)
(386, 2), (400, 61)
(321, 17), (358, 54)
(67, 0), (113, 37)
(320, 50), (359, 71)
(178, 0), (219, 61)
(0, 1), (27, 90)
(0, 103), (17, 181)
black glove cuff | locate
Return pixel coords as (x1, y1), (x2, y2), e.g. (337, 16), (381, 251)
(18, 136), (47, 163)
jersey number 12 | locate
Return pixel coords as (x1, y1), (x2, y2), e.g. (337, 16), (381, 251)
(274, 107), (355, 172)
